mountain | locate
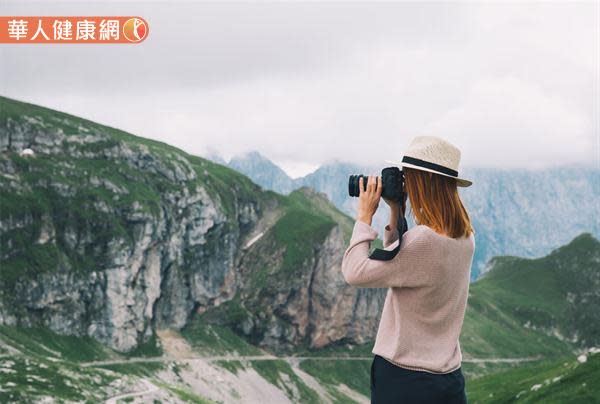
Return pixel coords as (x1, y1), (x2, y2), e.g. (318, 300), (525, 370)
(224, 151), (599, 281)
(203, 149), (227, 165)
(467, 349), (600, 403)
(0, 96), (386, 353)
(228, 151), (296, 195)
(462, 232), (600, 360)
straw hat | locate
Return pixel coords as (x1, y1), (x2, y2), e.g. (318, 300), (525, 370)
(385, 135), (472, 187)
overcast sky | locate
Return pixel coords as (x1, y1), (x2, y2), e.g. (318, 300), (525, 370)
(1, 1), (598, 177)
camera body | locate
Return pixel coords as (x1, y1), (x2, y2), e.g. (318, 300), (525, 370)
(348, 166), (405, 202)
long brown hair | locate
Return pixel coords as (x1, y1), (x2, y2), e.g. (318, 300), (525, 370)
(403, 166), (474, 239)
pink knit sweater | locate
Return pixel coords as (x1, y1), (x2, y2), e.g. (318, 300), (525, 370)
(341, 219), (475, 374)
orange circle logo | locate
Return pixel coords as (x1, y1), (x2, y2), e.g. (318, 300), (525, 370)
(122, 18), (147, 43)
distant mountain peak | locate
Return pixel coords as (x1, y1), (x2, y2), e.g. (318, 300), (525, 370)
(202, 150), (226, 165)
(227, 150), (294, 195)
(230, 150), (272, 164)
(230, 150), (266, 164)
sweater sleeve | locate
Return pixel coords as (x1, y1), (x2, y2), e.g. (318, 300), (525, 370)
(341, 220), (429, 288)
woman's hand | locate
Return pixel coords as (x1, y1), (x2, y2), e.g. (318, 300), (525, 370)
(357, 175), (382, 226)
(383, 191), (407, 216)
(382, 196), (400, 212)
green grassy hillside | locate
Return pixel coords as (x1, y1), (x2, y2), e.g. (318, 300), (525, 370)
(0, 326), (128, 402)
(462, 233), (599, 359)
(467, 351), (600, 403)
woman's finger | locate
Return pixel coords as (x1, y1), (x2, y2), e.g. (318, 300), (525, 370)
(376, 176), (382, 197)
(368, 175), (375, 192)
(359, 176), (365, 195)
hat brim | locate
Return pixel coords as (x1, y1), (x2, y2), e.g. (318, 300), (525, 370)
(384, 159), (473, 187)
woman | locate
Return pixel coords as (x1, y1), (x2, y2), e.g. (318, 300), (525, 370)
(341, 135), (475, 404)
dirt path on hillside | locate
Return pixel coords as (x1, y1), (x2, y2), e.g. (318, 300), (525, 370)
(82, 355), (544, 368)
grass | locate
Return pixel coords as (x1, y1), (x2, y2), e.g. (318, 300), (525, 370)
(214, 359), (246, 375)
(270, 208), (336, 275)
(299, 358), (371, 398)
(0, 243), (63, 285)
(181, 316), (264, 356)
(467, 353), (600, 403)
(242, 187), (350, 291)
(250, 359), (321, 403)
(195, 294), (253, 328)
(0, 326), (112, 362)
(461, 361), (526, 380)
(0, 354), (117, 402)
(157, 381), (217, 404)
(460, 232), (600, 359)
(0, 325), (168, 402)
(461, 299), (573, 359)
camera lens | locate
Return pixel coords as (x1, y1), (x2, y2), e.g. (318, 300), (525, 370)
(348, 174), (366, 197)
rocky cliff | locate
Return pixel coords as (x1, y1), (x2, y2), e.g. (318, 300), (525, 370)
(0, 96), (385, 352)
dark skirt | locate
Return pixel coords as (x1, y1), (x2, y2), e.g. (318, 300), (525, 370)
(371, 354), (467, 404)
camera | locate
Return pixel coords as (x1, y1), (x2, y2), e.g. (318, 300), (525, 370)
(348, 166), (405, 202)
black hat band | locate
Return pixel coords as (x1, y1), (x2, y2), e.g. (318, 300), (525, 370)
(401, 155), (459, 177)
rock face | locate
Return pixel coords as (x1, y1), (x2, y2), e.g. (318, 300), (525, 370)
(230, 218), (385, 351)
(0, 96), (385, 352)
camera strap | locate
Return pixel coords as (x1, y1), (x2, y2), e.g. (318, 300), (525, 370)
(368, 215), (408, 261)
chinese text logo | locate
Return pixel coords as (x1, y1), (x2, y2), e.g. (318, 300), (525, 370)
(0, 17), (149, 44)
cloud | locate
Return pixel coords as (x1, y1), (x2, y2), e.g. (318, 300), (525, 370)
(425, 76), (592, 169)
(1, 1), (597, 176)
